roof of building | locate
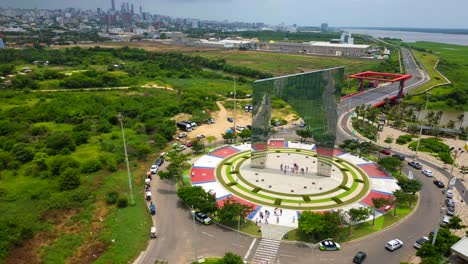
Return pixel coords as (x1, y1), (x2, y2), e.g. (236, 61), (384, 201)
(451, 237), (468, 260)
(308, 41), (370, 49)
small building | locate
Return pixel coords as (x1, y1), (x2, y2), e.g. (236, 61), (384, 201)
(451, 236), (468, 261)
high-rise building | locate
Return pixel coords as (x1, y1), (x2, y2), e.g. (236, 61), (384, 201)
(321, 23), (328, 31)
(126, 3), (130, 13)
(111, 0), (115, 11)
(130, 4), (134, 15)
(139, 6), (142, 16)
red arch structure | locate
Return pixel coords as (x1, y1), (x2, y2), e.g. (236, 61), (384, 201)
(348, 71), (412, 99)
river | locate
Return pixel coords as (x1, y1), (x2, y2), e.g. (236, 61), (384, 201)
(342, 28), (468, 46)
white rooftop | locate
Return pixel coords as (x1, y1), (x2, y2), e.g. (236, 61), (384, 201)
(308, 41), (370, 49)
(451, 236), (468, 260)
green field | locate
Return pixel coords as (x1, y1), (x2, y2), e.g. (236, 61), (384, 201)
(410, 51), (447, 93)
(192, 50), (380, 76)
(405, 42), (468, 111)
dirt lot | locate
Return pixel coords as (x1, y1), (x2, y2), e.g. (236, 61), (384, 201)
(57, 41), (222, 53)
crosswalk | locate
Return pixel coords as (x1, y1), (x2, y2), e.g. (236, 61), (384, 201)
(251, 238), (280, 264)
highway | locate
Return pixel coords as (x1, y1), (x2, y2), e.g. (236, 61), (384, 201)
(136, 48), (440, 264)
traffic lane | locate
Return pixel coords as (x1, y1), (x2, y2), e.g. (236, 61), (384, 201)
(277, 165), (442, 264)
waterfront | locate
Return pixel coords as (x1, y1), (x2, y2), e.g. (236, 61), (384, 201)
(343, 28), (468, 46)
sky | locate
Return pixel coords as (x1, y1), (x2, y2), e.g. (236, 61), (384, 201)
(2, 0), (468, 29)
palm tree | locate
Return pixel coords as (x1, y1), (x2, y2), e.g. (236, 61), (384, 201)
(206, 135), (217, 147)
(434, 111), (443, 126)
(446, 120), (456, 129)
(457, 113), (465, 130)
(425, 111), (435, 126)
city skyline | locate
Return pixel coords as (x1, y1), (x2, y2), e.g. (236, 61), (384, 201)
(1, 0), (468, 29)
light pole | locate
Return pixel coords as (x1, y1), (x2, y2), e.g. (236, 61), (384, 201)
(237, 214), (240, 245)
(233, 77), (237, 143)
(118, 113), (134, 205)
(449, 147), (464, 184)
(414, 93), (430, 159)
(191, 209), (198, 263)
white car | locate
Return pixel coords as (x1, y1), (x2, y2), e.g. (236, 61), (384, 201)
(385, 239), (403, 251)
(150, 165), (158, 174)
(446, 189), (454, 198)
(422, 169), (433, 177)
(196, 134), (206, 139)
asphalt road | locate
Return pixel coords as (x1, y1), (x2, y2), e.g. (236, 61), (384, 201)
(137, 48), (442, 264)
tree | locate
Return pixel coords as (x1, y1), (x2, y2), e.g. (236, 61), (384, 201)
(218, 198), (253, 223)
(371, 197), (392, 225)
(238, 129), (252, 142)
(177, 186), (217, 214)
(357, 142), (372, 158)
(416, 243), (440, 263)
(347, 207), (371, 235)
(191, 139), (205, 154)
(218, 252), (244, 264)
(457, 113), (464, 130)
(58, 167), (81, 190)
(158, 151), (189, 181)
(446, 120), (456, 130)
(12, 143), (35, 163)
(298, 211), (324, 236)
(398, 178), (423, 195)
(47, 132), (76, 152)
(296, 129), (312, 143)
(222, 132), (236, 144)
(392, 189), (410, 215)
(384, 136), (394, 148)
(445, 216), (467, 230)
(378, 157), (402, 172)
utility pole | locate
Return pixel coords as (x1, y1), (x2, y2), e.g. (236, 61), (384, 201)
(118, 113), (134, 205)
(191, 209), (198, 263)
(233, 77), (237, 142)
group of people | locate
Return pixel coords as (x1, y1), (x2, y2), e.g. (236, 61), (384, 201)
(280, 163), (308, 175)
(256, 207), (285, 225)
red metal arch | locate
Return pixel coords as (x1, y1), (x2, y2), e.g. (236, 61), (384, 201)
(348, 71), (412, 99)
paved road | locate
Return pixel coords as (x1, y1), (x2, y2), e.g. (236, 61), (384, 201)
(137, 48), (438, 264)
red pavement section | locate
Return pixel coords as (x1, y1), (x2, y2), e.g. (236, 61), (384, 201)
(190, 167), (215, 183)
(217, 196), (257, 215)
(269, 140), (286, 148)
(361, 191), (394, 210)
(315, 147), (344, 157)
(358, 164), (389, 177)
(252, 143), (268, 151)
(209, 146), (239, 158)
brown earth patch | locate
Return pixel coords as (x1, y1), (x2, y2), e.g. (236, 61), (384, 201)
(3, 209), (80, 264)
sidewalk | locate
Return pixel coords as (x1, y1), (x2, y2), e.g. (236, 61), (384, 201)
(348, 117), (468, 237)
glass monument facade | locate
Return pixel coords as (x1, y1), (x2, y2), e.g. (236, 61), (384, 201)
(251, 67), (344, 177)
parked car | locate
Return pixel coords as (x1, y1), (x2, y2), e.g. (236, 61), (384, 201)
(194, 212), (213, 225)
(353, 251), (367, 264)
(178, 133), (187, 139)
(150, 203), (156, 215)
(440, 215), (452, 227)
(150, 226), (157, 239)
(227, 117), (234, 122)
(186, 142), (193, 147)
(445, 198), (455, 208)
(392, 154), (405, 160)
(196, 134), (206, 139)
(381, 149), (391, 155)
(150, 165), (158, 174)
(154, 158), (164, 166)
(414, 237), (429, 249)
(447, 206), (456, 216)
(319, 240), (341, 251)
(408, 161), (423, 169)
(177, 145), (187, 151)
(422, 169), (433, 177)
(385, 239), (403, 251)
(433, 180), (445, 188)
(445, 189), (454, 198)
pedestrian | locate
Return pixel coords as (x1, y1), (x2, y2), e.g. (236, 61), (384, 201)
(292, 216), (295, 223)
(280, 209), (282, 216)
(306, 167), (308, 173)
(276, 216), (279, 224)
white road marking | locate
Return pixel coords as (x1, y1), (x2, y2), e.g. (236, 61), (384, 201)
(244, 238), (257, 261)
(202, 231), (214, 237)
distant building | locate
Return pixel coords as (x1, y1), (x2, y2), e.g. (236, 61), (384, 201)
(321, 23), (328, 31)
(111, 0), (115, 11)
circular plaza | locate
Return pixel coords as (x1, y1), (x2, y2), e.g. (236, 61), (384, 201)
(188, 140), (400, 227)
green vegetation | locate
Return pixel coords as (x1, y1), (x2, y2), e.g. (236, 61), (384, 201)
(404, 42), (468, 111)
(408, 137), (450, 153)
(396, 134), (414, 145)
(351, 118), (378, 141)
(410, 51), (447, 93)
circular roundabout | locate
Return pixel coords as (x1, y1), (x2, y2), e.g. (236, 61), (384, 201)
(189, 142), (400, 227)
(216, 148), (370, 210)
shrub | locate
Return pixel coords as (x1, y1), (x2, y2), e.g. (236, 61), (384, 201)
(80, 159), (102, 173)
(302, 195), (311, 202)
(438, 152), (453, 165)
(396, 134), (413, 145)
(224, 162), (232, 165)
(274, 199), (282, 205)
(117, 197), (128, 208)
(295, 149), (301, 152)
(252, 187), (261, 193)
(356, 179), (365, 183)
(227, 182), (237, 186)
(339, 168), (348, 171)
(106, 191), (119, 205)
(408, 138), (450, 153)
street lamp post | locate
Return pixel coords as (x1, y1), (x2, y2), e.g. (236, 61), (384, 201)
(191, 209), (198, 263)
(118, 113), (134, 205)
(414, 93), (430, 159)
(237, 214), (240, 245)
